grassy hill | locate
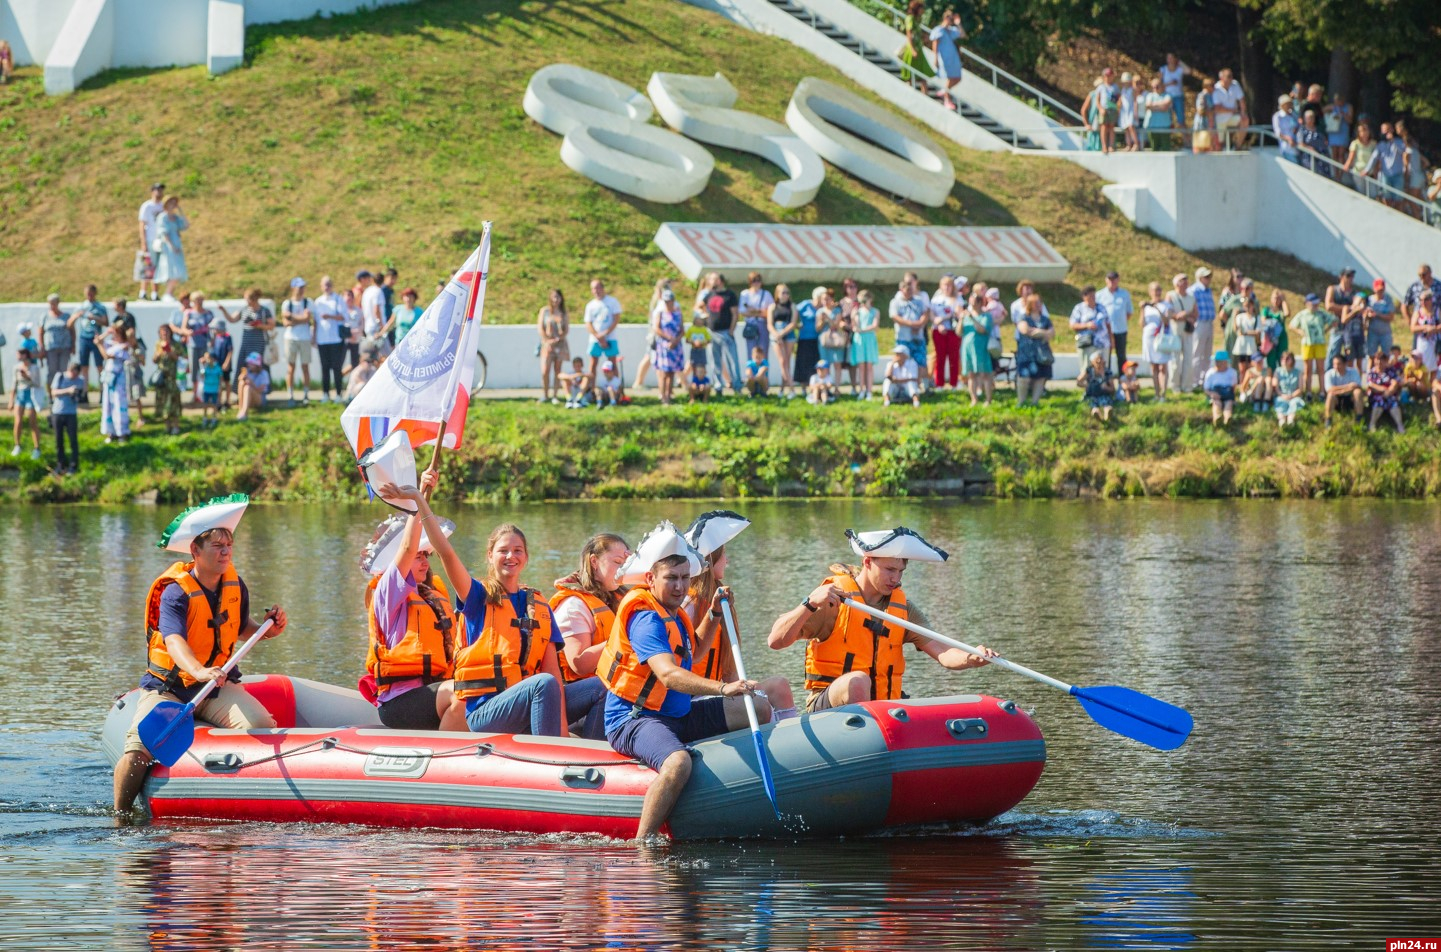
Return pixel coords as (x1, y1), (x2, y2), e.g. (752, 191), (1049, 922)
(0, 0), (1328, 325)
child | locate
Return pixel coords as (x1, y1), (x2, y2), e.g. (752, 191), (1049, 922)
(558, 357), (592, 409)
(1401, 349), (1429, 405)
(744, 346), (769, 398)
(1237, 358), (1271, 412)
(684, 313), (712, 389)
(210, 322), (234, 410)
(807, 359), (837, 405)
(687, 360), (711, 402)
(345, 342), (380, 403)
(199, 351), (222, 428)
(10, 349), (42, 459)
(1118, 360), (1141, 404)
(16, 322), (39, 360)
(596, 359), (623, 408)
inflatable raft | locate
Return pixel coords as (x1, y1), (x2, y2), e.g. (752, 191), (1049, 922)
(102, 675), (1046, 839)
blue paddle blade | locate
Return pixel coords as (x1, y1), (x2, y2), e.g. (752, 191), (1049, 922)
(138, 700), (198, 767)
(1071, 685), (1193, 751)
(751, 731), (782, 820)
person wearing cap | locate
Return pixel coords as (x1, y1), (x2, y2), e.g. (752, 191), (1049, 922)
(882, 344), (921, 408)
(369, 473), (468, 732)
(137, 182), (166, 302)
(1186, 267), (1217, 390)
(1365, 279), (1397, 369)
(767, 528), (993, 714)
(596, 358), (624, 408)
(550, 533), (632, 740)
(1203, 350), (1238, 425)
(1272, 94), (1298, 162)
(806, 359), (838, 405)
(1095, 271), (1133, 376)
(280, 277), (315, 406)
(598, 522), (764, 841)
(1117, 359), (1141, 404)
(585, 278), (626, 404)
(1322, 353), (1365, 426)
(235, 353), (270, 421)
(112, 495), (289, 813)
(1288, 292), (1333, 394)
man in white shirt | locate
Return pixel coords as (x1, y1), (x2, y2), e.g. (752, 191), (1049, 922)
(1164, 272), (1198, 391)
(585, 278), (625, 403)
(882, 344), (921, 407)
(136, 182), (165, 302)
(313, 275), (349, 403)
(1095, 271), (1133, 374)
(1160, 54), (1190, 130)
(1211, 69), (1249, 150)
(358, 270), (387, 351)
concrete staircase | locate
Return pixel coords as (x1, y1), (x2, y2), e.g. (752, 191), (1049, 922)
(761, 0), (1040, 149)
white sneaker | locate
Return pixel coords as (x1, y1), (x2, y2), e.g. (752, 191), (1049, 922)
(9, 445), (19, 456)
(29, 448), (40, 460)
(161, 294), (177, 304)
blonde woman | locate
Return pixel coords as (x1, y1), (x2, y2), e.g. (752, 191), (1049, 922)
(551, 533), (631, 739)
(849, 289), (880, 399)
(631, 278), (671, 391)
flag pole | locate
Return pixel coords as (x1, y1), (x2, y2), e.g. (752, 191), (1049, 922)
(421, 222), (491, 501)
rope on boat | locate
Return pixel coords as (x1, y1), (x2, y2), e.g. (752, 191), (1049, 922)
(209, 736), (641, 771)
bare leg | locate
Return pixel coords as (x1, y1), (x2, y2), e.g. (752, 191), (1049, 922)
(825, 671), (873, 708)
(634, 750), (692, 842)
(722, 693), (773, 731)
(113, 751), (152, 813)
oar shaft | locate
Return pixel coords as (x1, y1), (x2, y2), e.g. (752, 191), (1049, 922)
(842, 598), (1073, 693)
(185, 617), (275, 709)
(719, 597), (762, 734)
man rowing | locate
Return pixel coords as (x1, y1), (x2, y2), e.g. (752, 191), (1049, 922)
(112, 495), (288, 813)
(598, 522), (767, 842)
(766, 527), (993, 712)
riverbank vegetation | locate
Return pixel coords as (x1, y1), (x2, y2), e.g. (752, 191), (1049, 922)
(8, 397), (1441, 505)
(0, 0), (1329, 320)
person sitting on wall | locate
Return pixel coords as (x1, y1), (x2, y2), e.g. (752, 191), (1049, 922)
(766, 528), (993, 713)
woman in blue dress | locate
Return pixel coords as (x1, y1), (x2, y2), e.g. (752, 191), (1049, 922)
(155, 196), (189, 300)
(960, 291), (994, 406)
(1014, 293), (1055, 407)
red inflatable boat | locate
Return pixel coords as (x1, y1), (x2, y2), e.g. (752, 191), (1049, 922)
(103, 675), (1046, 839)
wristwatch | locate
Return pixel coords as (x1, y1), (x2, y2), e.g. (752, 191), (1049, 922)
(802, 597), (819, 613)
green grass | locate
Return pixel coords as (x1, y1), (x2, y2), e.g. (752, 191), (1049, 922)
(0, 0), (1330, 345)
(9, 394), (1441, 505)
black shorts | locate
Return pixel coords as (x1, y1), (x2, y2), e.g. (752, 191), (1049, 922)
(606, 697), (731, 771)
(377, 682), (443, 730)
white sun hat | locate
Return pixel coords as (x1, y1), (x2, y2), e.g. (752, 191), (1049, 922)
(845, 527), (949, 562)
(618, 520), (705, 585)
(157, 493), (250, 553)
(358, 429), (420, 513)
(360, 512), (455, 575)
(684, 509), (750, 559)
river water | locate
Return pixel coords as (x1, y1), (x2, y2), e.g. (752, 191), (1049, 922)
(1, 499), (1438, 950)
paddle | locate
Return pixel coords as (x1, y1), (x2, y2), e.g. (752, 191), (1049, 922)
(718, 592), (782, 819)
(842, 598), (1192, 750)
(138, 617), (275, 767)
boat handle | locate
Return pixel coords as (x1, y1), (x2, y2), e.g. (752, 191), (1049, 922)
(203, 752), (245, 772)
(561, 766), (604, 788)
(946, 718), (988, 740)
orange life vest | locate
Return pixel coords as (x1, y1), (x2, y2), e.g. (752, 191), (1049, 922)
(597, 586), (694, 715)
(804, 573), (910, 700)
(453, 587), (554, 700)
(365, 574), (457, 687)
(144, 561), (244, 690)
(548, 585), (616, 683)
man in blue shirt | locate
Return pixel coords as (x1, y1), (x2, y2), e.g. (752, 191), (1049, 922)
(1187, 267), (1216, 390)
(600, 525), (762, 841)
(1095, 271), (1134, 374)
(74, 284), (109, 400)
(1365, 123), (1406, 208)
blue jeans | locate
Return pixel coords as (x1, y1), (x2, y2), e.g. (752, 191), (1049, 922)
(564, 675), (607, 741)
(711, 328), (742, 393)
(465, 673), (562, 736)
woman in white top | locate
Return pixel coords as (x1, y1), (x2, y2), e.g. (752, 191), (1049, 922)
(1230, 297), (1262, 379)
(99, 327), (132, 442)
(1139, 281), (1172, 399)
(928, 274), (963, 391)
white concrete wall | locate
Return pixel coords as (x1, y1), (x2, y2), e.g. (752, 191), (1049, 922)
(17, 0), (419, 93)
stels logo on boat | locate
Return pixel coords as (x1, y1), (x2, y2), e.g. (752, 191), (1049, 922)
(363, 746), (433, 779)
(386, 289), (463, 394)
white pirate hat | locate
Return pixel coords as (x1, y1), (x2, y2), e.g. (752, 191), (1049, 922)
(360, 512), (455, 575)
(618, 520), (705, 585)
(684, 509), (750, 559)
(846, 527), (949, 563)
(158, 493), (249, 554)
(358, 429), (419, 513)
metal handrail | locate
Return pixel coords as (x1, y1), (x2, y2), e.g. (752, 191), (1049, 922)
(853, 0), (1085, 125)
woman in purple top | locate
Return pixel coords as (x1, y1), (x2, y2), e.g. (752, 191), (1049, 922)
(370, 472), (469, 732)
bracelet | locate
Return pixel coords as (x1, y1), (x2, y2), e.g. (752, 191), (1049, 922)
(710, 609), (723, 619)
(802, 597), (819, 613)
